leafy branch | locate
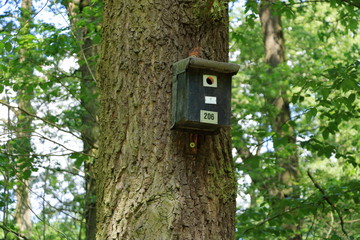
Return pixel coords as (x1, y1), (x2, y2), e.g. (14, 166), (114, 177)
(0, 223), (29, 240)
(307, 170), (349, 239)
(281, 0), (360, 9)
(16, 177), (79, 239)
(0, 100), (83, 141)
(14, 0), (50, 36)
(241, 203), (311, 235)
(341, 0), (360, 9)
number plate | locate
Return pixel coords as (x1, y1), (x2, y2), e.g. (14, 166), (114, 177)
(200, 110), (218, 124)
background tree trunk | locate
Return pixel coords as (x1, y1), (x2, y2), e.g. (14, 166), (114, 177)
(65, 1), (100, 239)
(259, 0), (301, 238)
(76, 7), (99, 240)
(96, 0), (236, 239)
(14, 0), (33, 236)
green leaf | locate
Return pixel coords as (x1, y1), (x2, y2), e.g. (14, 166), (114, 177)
(347, 156), (357, 168)
(328, 122), (339, 134)
(288, 120), (296, 127)
(347, 93), (356, 103)
(39, 82), (48, 91)
(4, 41), (12, 52)
(45, 114), (58, 123)
(347, 18), (358, 32)
(246, 15), (256, 28)
(70, 152), (81, 159)
(306, 108), (317, 120)
(23, 169), (32, 180)
(273, 136), (288, 148)
(35, 65), (42, 72)
(329, 0), (337, 7)
(245, 156), (260, 169)
(324, 145), (335, 158)
(322, 128), (329, 140)
(341, 78), (357, 91)
(13, 84), (20, 92)
(74, 157), (84, 169)
(291, 94), (299, 103)
(300, 141), (309, 148)
(0, 84), (4, 94)
(281, 123), (289, 132)
(330, 234), (342, 240)
(299, 95), (305, 103)
(319, 88), (331, 99)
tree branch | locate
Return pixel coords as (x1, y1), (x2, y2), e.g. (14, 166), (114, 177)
(341, 0), (360, 9)
(0, 100), (83, 141)
(242, 204), (307, 235)
(307, 170), (349, 239)
(0, 223), (29, 240)
(326, 211), (334, 238)
(283, 0), (360, 8)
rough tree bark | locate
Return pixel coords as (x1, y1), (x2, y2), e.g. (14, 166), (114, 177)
(14, 0), (33, 236)
(65, 1), (100, 239)
(96, 0), (236, 239)
(259, 0), (301, 239)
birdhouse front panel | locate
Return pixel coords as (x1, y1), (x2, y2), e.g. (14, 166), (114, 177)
(171, 57), (239, 134)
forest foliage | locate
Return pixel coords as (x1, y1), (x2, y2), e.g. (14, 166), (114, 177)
(0, 0), (359, 239)
(231, 0), (359, 239)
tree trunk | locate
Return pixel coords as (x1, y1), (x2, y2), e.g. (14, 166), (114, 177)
(79, 33), (98, 240)
(77, 8), (99, 240)
(96, 0), (236, 239)
(65, 1), (100, 239)
(14, 0), (33, 236)
(259, 0), (301, 239)
(14, 179), (32, 235)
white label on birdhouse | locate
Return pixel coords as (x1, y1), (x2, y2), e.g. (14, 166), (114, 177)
(205, 96), (217, 104)
(203, 75), (217, 87)
(200, 110), (218, 124)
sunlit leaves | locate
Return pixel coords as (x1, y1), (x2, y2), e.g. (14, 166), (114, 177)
(0, 1), (89, 238)
(232, 0), (359, 239)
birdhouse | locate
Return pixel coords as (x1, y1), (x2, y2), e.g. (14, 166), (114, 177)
(171, 56), (240, 134)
